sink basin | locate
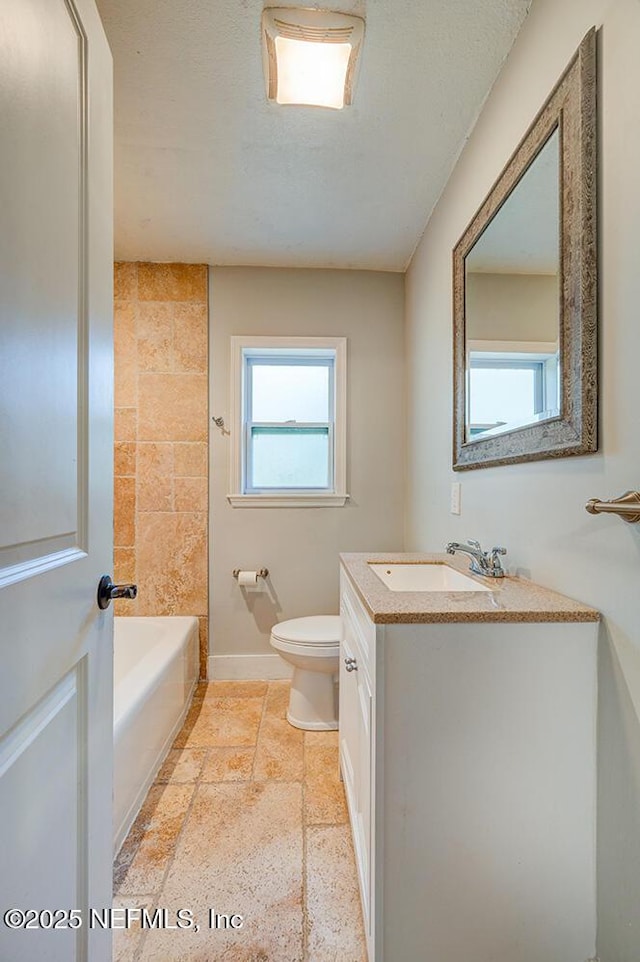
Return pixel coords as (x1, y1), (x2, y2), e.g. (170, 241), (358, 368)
(368, 562), (491, 593)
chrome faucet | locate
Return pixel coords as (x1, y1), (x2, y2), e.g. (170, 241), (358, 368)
(445, 540), (507, 578)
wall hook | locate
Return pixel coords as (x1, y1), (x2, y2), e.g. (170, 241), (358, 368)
(212, 415), (225, 429)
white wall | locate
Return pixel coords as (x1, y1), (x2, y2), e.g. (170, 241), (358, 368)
(209, 267), (405, 669)
(405, 1), (640, 958)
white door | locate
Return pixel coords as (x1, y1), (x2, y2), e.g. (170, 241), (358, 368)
(0, 0), (113, 959)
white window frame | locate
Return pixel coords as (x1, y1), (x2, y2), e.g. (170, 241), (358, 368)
(228, 336), (348, 507)
(466, 339), (560, 438)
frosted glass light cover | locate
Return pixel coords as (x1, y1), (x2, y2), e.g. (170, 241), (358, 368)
(275, 37), (351, 109)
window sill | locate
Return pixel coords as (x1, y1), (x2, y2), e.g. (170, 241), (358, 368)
(227, 493), (350, 508)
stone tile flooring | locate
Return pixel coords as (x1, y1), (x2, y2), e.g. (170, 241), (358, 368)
(113, 681), (367, 962)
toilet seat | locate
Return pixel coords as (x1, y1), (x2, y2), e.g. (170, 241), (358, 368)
(271, 615), (341, 648)
(270, 636), (339, 659)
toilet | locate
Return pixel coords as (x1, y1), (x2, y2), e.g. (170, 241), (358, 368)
(269, 615), (341, 730)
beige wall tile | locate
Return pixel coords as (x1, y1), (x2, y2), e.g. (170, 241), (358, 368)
(198, 616), (208, 680)
(137, 302), (173, 373)
(137, 441), (174, 511)
(137, 442), (174, 512)
(172, 303), (208, 373)
(137, 477), (173, 513)
(114, 549), (137, 616)
(115, 441), (136, 477)
(113, 262), (209, 634)
(114, 597), (139, 617)
(114, 547), (136, 583)
(115, 407), (137, 442)
(114, 262), (137, 301)
(137, 263), (207, 303)
(114, 476), (136, 547)
(136, 512), (207, 616)
(138, 441), (173, 479)
(114, 302), (138, 407)
(138, 373), (208, 442)
(174, 476), (207, 513)
(173, 442), (208, 477)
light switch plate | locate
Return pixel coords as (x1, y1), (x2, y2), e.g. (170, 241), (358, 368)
(450, 482), (461, 515)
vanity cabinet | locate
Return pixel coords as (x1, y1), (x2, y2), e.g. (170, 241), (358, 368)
(339, 559), (599, 962)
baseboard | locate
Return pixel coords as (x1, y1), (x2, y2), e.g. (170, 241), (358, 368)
(208, 653), (293, 681)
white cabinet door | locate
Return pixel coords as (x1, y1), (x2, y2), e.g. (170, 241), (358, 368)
(0, 1), (113, 959)
(339, 622), (360, 818)
(355, 663), (373, 934)
(339, 592), (374, 943)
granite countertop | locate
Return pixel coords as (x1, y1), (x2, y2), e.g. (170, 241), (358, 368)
(340, 552), (600, 625)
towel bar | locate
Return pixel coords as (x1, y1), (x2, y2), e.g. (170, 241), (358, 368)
(585, 490), (640, 524)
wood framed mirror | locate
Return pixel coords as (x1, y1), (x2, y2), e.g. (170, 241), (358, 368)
(453, 30), (597, 471)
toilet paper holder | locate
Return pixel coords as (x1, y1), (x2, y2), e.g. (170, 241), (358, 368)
(233, 568), (269, 580)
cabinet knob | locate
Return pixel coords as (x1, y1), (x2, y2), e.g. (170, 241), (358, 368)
(344, 656), (358, 672)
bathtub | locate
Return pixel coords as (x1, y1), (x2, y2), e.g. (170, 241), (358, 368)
(113, 616), (199, 854)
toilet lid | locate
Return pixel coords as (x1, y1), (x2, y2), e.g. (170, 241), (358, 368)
(271, 615), (341, 647)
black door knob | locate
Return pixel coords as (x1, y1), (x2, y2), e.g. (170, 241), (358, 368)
(97, 575), (138, 610)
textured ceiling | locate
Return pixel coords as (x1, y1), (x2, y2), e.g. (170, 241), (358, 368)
(96, 0), (532, 270)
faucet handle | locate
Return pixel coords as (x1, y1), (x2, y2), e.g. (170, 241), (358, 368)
(467, 539), (482, 551)
(487, 547), (507, 576)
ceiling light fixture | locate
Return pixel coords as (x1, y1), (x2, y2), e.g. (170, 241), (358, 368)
(262, 7), (365, 110)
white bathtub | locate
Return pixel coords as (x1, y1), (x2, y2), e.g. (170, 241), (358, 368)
(113, 616), (199, 854)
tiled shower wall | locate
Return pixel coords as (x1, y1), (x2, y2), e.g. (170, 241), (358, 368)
(113, 262), (209, 678)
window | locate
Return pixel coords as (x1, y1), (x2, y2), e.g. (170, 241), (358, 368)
(467, 346), (560, 438)
(228, 337), (348, 507)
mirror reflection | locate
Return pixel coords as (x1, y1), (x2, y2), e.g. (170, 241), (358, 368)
(464, 129), (560, 441)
